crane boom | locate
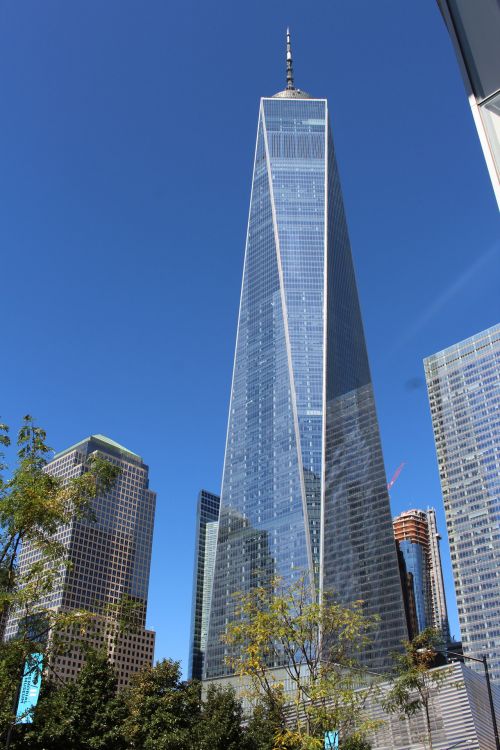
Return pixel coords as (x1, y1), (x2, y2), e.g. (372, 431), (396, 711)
(387, 462), (405, 492)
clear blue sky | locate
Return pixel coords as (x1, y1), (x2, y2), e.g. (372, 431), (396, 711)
(1, 0), (499, 672)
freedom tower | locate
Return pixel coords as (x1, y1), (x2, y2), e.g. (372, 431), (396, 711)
(204, 33), (407, 678)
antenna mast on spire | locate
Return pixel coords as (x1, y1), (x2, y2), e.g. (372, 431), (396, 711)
(286, 28), (294, 90)
(272, 27), (310, 98)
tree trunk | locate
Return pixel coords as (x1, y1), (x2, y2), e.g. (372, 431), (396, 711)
(423, 700), (433, 750)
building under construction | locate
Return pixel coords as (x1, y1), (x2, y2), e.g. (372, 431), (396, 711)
(393, 508), (450, 642)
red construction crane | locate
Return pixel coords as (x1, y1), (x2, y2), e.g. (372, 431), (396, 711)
(387, 462), (405, 492)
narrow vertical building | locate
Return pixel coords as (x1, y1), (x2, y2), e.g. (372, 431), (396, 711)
(427, 507), (450, 643)
(425, 323), (500, 681)
(189, 490), (220, 680)
(393, 508), (449, 641)
(204, 32), (407, 679)
(4, 435), (156, 688)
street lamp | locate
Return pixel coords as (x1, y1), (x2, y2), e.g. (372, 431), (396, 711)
(418, 647), (500, 750)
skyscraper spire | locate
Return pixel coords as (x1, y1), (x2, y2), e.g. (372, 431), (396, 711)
(273, 27), (310, 99)
(286, 27), (294, 90)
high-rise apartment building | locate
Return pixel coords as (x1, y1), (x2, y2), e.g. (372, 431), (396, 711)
(393, 508), (449, 641)
(189, 490), (220, 680)
(436, 0), (500, 209)
(204, 33), (407, 679)
(5, 434), (156, 687)
(425, 323), (500, 682)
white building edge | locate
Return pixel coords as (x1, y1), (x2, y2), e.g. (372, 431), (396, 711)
(436, 0), (500, 210)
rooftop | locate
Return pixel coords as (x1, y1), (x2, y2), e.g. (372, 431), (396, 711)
(53, 434), (142, 462)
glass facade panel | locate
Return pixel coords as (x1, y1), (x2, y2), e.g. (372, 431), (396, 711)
(205, 109), (310, 678)
(436, 0), (500, 207)
(322, 132), (407, 669)
(264, 97), (327, 584)
(398, 539), (430, 634)
(444, 0), (500, 100)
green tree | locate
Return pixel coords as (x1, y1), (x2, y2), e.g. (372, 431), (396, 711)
(382, 628), (448, 750)
(245, 691), (287, 750)
(17, 649), (127, 750)
(122, 658), (200, 750)
(196, 683), (247, 750)
(339, 738), (371, 750)
(224, 577), (380, 750)
(0, 416), (120, 740)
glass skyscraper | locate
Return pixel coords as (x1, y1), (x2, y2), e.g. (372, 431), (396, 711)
(204, 34), (407, 679)
(425, 323), (500, 682)
(189, 490), (220, 680)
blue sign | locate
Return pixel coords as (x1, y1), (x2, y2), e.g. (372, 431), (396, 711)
(324, 730), (339, 749)
(16, 653), (43, 724)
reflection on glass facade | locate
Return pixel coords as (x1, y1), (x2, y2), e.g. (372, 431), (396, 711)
(425, 324), (500, 682)
(189, 490), (220, 680)
(399, 539), (431, 635)
(4, 435), (156, 687)
(205, 70), (407, 678)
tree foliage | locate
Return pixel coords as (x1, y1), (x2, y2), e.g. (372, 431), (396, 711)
(245, 691), (287, 750)
(196, 683), (247, 750)
(17, 650), (128, 750)
(122, 659), (201, 750)
(8, 656), (267, 750)
(382, 628), (448, 750)
(224, 577), (379, 749)
(0, 416), (120, 740)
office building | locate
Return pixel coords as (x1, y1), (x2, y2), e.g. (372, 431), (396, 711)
(436, 0), (500, 209)
(204, 32), (407, 679)
(5, 434), (156, 687)
(425, 324), (500, 682)
(393, 508), (449, 641)
(189, 490), (220, 680)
